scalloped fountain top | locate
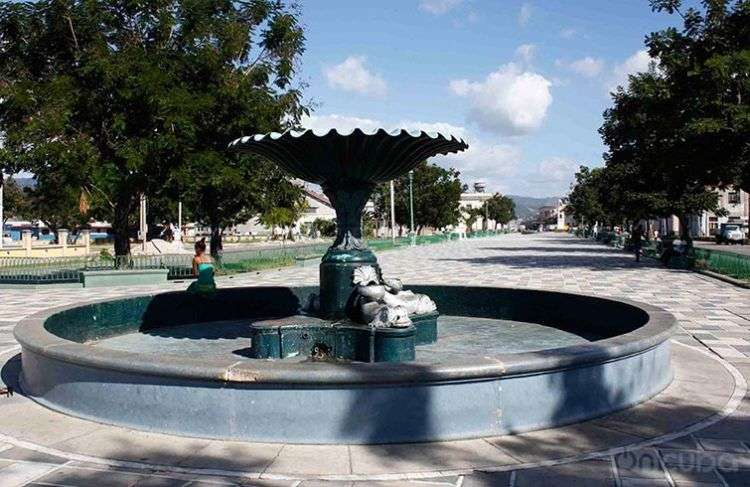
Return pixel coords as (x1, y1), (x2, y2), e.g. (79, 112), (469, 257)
(228, 128), (468, 185)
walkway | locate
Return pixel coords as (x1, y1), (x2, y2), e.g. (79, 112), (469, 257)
(0, 233), (748, 486)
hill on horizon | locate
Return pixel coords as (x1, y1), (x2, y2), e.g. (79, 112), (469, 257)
(506, 195), (562, 220)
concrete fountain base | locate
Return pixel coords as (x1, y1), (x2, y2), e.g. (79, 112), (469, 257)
(14, 285), (676, 444)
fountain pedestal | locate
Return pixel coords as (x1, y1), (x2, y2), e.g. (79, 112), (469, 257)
(319, 248), (379, 319)
(318, 181), (379, 319)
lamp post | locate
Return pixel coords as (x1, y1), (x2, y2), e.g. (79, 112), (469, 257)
(139, 194), (148, 251)
(389, 180), (396, 242)
(408, 170), (415, 245)
(177, 200), (183, 243)
(0, 180), (4, 250)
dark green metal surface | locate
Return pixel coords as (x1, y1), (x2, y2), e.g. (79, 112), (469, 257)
(319, 248), (379, 319)
(246, 316), (415, 363)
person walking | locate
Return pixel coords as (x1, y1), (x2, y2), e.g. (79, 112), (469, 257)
(631, 225), (644, 262)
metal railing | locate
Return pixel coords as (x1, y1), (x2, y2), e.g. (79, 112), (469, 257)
(693, 247), (750, 281)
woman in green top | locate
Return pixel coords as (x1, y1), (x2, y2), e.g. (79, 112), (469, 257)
(187, 238), (216, 294)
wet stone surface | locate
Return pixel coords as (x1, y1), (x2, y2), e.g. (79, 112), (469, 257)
(90, 315), (598, 362)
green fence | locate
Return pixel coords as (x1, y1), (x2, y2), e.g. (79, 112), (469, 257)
(574, 230), (750, 283)
(693, 248), (750, 282)
(0, 231), (510, 285)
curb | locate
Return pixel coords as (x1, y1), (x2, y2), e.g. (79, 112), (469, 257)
(695, 269), (750, 289)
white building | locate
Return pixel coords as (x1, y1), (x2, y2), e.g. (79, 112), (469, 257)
(458, 182), (495, 232)
(648, 187), (749, 239)
(233, 186), (336, 237)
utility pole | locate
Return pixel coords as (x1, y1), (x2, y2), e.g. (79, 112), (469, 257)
(139, 194), (148, 251)
(408, 170), (415, 245)
(177, 200), (183, 242)
(0, 179), (4, 250)
(389, 180), (396, 242)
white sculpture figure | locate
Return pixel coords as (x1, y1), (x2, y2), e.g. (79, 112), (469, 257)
(351, 266), (436, 328)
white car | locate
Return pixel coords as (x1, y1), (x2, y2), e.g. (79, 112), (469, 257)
(716, 224), (745, 245)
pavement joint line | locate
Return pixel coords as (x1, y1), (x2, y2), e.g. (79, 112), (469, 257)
(610, 455), (622, 487)
(655, 448), (676, 487)
(712, 467), (731, 487)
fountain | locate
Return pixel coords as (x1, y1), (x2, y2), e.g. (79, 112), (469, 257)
(226, 128), (468, 361)
(13, 128), (676, 444)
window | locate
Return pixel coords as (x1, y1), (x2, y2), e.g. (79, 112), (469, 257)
(728, 191), (741, 205)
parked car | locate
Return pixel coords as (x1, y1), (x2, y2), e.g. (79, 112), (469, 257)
(715, 223), (745, 245)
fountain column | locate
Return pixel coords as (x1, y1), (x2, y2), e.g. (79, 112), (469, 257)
(319, 182), (378, 319)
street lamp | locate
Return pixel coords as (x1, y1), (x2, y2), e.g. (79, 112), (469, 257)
(0, 179), (4, 250)
(389, 180), (396, 242)
(408, 170), (415, 245)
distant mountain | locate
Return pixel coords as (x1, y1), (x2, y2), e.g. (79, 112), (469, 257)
(507, 195), (562, 220)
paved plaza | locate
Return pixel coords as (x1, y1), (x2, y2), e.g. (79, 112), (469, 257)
(1, 233), (750, 486)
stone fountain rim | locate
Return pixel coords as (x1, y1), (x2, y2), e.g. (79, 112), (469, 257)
(14, 285), (677, 386)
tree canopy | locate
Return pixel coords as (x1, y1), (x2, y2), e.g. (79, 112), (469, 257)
(0, 0), (307, 255)
(372, 161), (464, 234)
(483, 193), (516, 229)
(568, 0), (748, 243)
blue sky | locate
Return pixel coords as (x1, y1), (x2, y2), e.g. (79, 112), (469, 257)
(295, 0), (692, 197)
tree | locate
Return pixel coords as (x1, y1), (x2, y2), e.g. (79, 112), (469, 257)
(0, 177), (29, 226)
(24, 174), (89, 242)
(601, 70), (723, 244)
(483, 193), (516, 230)
(647, 0), (749, 193)
(0, 0), (307, 255)
(372, 161), (464, 234)
(177, 156), (303, 255)
(566, 166), (607, 229)
(461, 206), (483, 233)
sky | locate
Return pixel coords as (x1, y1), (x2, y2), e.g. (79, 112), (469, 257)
(294, 0), (692, 197)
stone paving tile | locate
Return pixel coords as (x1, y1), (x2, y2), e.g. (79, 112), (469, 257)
(263, 445), (351, 476)
(614, 448), (667, 480)
(698, 438), (750, 453)
(0, 446), (68, 465)
(348, 439), (517, 474)
(718, 469), (750, 486)
(513, 459), (616, 487)
(666, 465), (725, 486)
(31, 466), (154, 486)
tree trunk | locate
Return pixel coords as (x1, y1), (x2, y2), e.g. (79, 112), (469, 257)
(113, 204), (131, 257)
(210, 225), (223, 258)
(678, 214), (693, 247)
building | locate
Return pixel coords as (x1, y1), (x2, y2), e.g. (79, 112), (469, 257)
(458, 182), (495, 232)
(233, 185), (336, 236)
(555, 198), (576, 231)
(647, 187), (749, 239)
(694, 187), (749, 237)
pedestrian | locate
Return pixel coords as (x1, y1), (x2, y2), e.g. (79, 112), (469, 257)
(632, 225), (644, 262)
(187, 238), (216, 295)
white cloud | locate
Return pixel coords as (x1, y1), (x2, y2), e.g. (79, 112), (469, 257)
(560, 28), (576, 39)
(515, 44), (536, 65)
(609, 49), (656, 91)
(567, 57), (604, 78)
(300, 114), (521, 189)
(518, 3), (532, 26)
(301, 114), (383, 134)
(526, 157), (579, 194)
(419, 0), (463, 15)
(449, 63), (553, 135)
(324, 56), (387, 97)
